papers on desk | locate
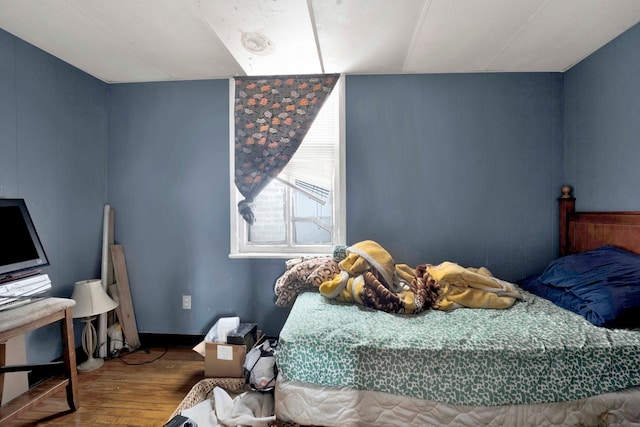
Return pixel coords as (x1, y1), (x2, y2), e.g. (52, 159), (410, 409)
(0, 274), (51, 311)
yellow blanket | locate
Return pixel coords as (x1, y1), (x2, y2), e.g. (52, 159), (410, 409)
(317, 240), (525, 313)
(426, 262), (525, 310)
(319, 240), (437, 314)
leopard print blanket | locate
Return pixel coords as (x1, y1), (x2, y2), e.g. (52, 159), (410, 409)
(274, 256), (340, 307)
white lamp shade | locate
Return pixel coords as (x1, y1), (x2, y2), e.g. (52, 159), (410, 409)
(71, 280), (118, 318)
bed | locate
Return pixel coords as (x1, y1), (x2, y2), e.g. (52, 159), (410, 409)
(273, 186), (640, 427)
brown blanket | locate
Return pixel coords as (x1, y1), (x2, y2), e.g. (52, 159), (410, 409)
(360, 269), (440, 314)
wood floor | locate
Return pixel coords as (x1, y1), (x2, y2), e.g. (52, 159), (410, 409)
(3, 346), (205, 427)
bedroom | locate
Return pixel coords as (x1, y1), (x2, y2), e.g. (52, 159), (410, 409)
(1, 0), (640, 424)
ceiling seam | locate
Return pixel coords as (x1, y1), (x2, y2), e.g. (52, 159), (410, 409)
(402, 0), (434, 73)
(484, 0), (553, 71)
(306, 0), (325, 74)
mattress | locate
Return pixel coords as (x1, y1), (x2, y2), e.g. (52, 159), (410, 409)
(277, 292), (640, 406)
(275, 376), (640, 427)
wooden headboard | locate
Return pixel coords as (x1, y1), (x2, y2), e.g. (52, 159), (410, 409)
(559, 185), (640, 256)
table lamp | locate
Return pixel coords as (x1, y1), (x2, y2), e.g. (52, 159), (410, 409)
(71, 279), (118, 372)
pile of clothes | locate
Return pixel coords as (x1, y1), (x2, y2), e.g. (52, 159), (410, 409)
(173, 340), (279, 427)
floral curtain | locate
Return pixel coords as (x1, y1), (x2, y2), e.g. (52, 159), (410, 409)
(234, 74), (339, 224)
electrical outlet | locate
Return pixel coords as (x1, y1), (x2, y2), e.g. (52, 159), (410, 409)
(182, 295), (191, 310)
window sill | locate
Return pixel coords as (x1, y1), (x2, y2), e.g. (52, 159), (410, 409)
(228, 251), (331, 260)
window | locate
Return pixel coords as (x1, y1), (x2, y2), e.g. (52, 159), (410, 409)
(230, 77), (345, 257)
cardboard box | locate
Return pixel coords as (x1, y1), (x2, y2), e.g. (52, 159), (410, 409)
(193, 341), (246, 378)
(204, 342), (246, 378)
(193, 329), (264, 378)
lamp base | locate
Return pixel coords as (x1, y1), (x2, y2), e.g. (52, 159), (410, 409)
(78, 356), (104, 372)
(78, 316), (105, 372)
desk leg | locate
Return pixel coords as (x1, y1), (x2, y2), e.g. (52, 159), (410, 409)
(0, 342), (5, 405)
(61, 307), (79, 410)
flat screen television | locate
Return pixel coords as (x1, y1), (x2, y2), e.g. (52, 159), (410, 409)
(0, 198), (49, 282)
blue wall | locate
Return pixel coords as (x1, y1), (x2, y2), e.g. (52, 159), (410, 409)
(0, 29), (108, 363)
(564, 24), (640, 210)
(345, 73), (563, 279)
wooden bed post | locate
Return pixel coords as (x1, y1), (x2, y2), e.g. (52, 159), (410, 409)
(558, 185), (575, 256)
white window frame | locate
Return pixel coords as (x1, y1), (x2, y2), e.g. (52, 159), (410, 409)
(229, 76), (346, 258)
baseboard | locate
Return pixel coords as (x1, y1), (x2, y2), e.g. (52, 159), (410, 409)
(138, 333), (205, 348)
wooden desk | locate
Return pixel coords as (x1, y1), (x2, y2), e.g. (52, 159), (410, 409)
(0, 298), (79, 423)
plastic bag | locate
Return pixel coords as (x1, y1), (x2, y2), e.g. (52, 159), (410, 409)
(243, 339), (277, 392)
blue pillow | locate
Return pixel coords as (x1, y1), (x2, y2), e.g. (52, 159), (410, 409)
(524, 245), (640, 328)
(540, 245), (640, 289)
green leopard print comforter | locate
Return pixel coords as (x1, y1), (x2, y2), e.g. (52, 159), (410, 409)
(277, 291), (640, 406)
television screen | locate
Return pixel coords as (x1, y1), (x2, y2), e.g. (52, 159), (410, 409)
(0, 199), (49, 281)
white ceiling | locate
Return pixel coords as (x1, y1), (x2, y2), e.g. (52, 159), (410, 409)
(0, 0), (639, 84)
